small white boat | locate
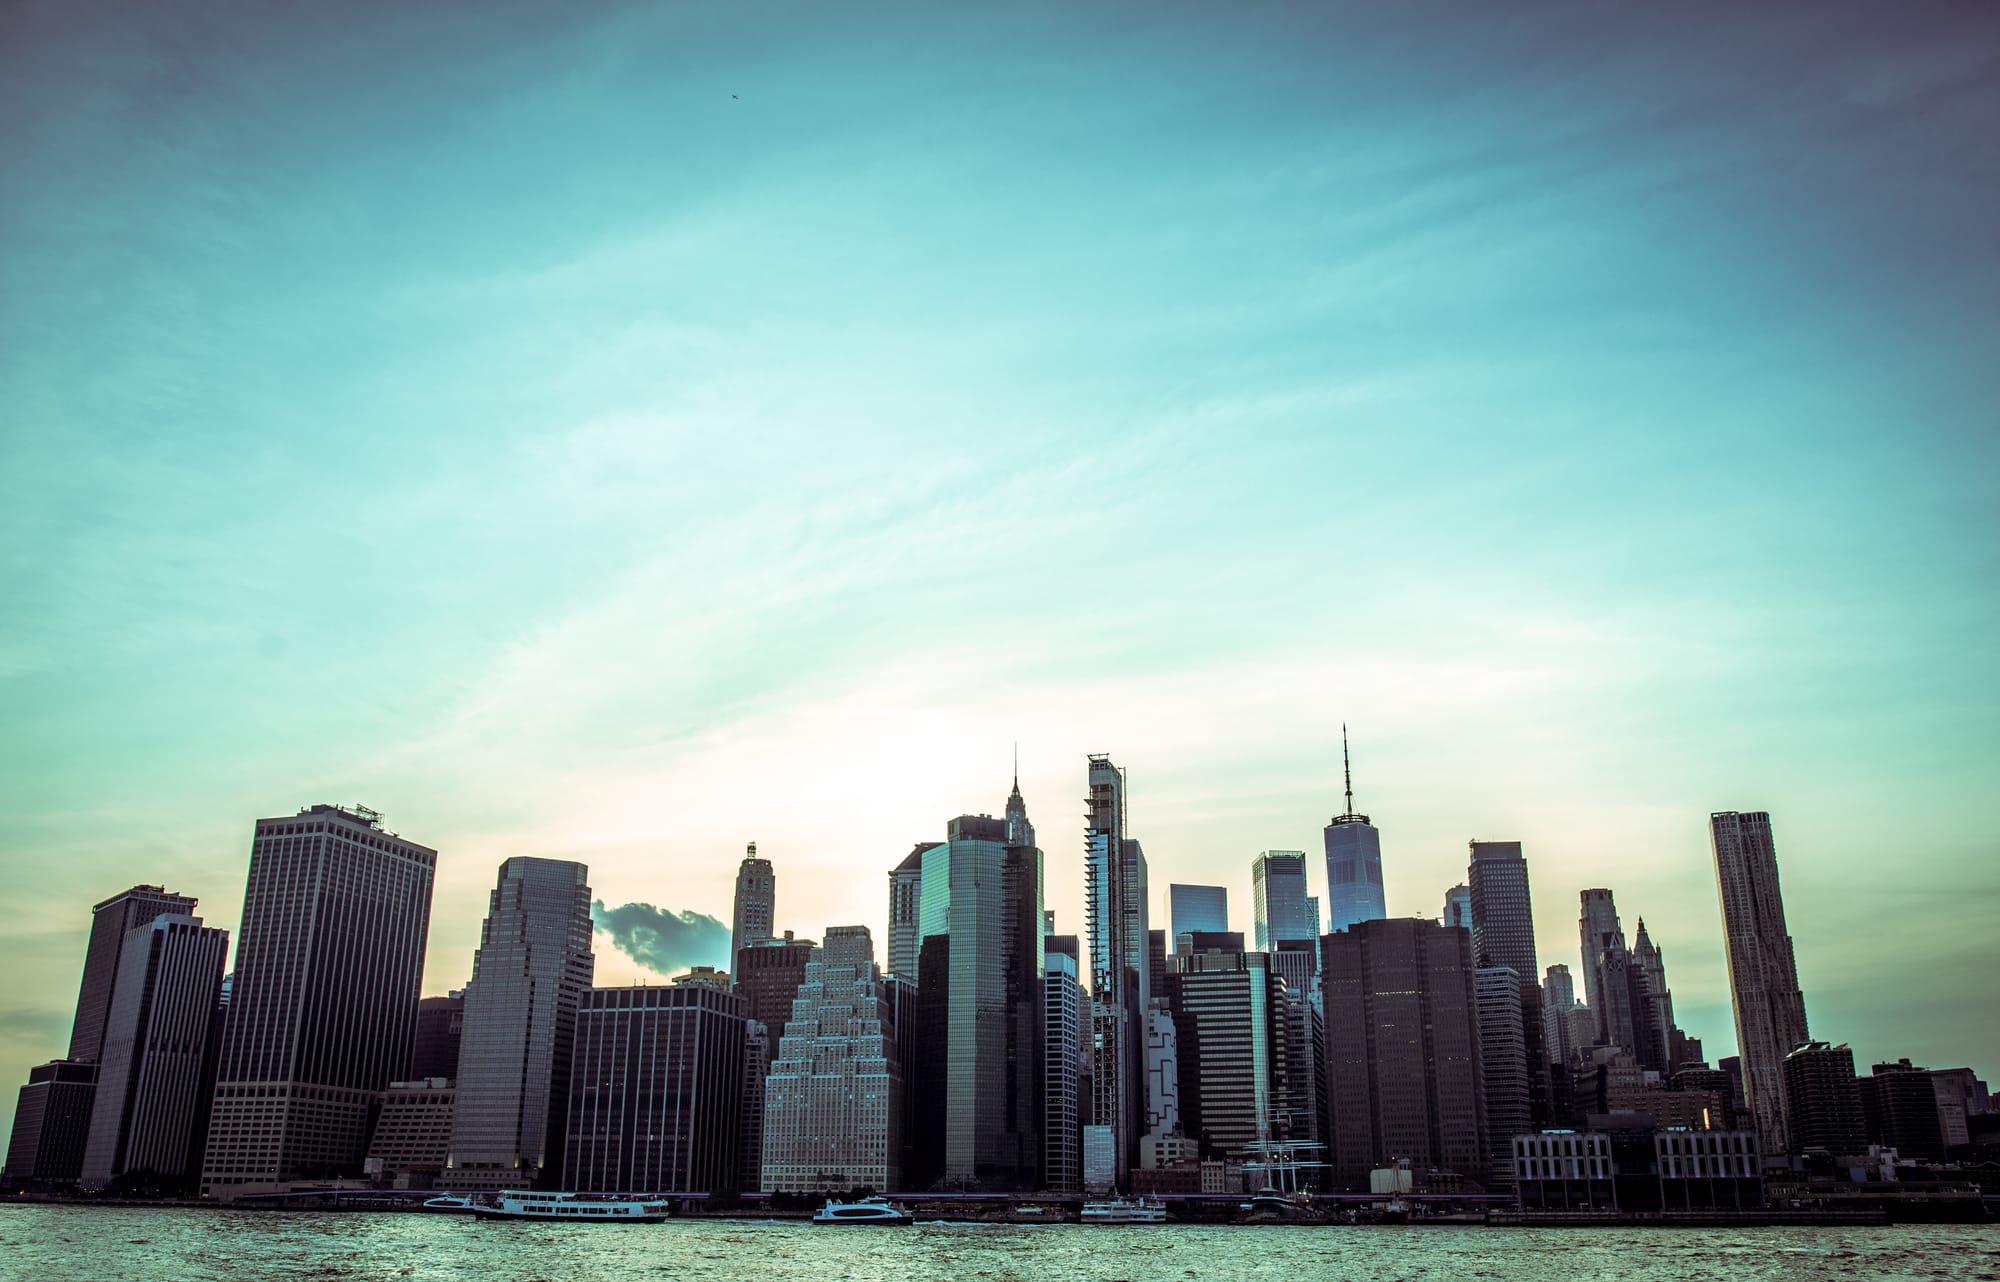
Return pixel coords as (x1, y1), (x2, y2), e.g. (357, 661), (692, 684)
(813, 1196), (913, 1225)
(421, 1194), (477, 1213)
(1080, 1195), (1167, 1224)
(471, 1190), (670, 1223)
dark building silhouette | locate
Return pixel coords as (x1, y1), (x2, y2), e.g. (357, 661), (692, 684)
(1467, 842), (1536, 978)
(1321, 918), (1488, 1190)
(1860, 1060), (1949, 1163)
(79, 913), (228, 1189)
(201, 804), (436, 1198)
(734, 933), (818, 1191)
(563, 985), (746, 1193)
(69, 886), (200, 1066)
(1171, 946), (1284, 1163)
(1782, 1042), (1867, 1154)
(410, 993), (465, 1081)
(4, 1061), (98, 1185)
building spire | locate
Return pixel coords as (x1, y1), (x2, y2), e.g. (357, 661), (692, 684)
(1012, 741), (1020, 795)
(1342, 723), (1354, 816)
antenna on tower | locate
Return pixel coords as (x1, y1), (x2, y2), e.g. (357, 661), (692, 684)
(1342, 723), (1354, 816)
(1013, 741), (1020, 792)
(746, 841), (757, 858)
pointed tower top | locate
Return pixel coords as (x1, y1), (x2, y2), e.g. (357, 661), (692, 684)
(1012, 741), (1020, 795)
(1343, 723), (1354, 816)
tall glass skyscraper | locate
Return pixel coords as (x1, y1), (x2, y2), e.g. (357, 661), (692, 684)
(449, 857), (594, 1190)
(915, 806), (1044, 1191)
(1084, 755), (1147, 1187)
(1711, 810), (1810, 1156)
(201, 804), (436, 1199)
(69, 885), (198, 1064)
(1322, 728), (1386, 933)
(1251, 851), (1314, 951)
(1168, 884), (1228, 950)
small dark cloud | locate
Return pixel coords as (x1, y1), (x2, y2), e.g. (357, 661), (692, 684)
(591, 899), (730, 976)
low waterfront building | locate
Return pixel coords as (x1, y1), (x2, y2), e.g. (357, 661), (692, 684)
(3, 1061), (98, 1186)
(1513, 1124), (1760, 1211)
(366, 1078), (455, 1187)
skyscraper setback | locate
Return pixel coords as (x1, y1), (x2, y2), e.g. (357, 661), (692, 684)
(201, 804), (436, 1198)
(449, 858), (594, 1191)
(1711, 810), (1811, 1156)
(1322, 728), (1386, 933)
(69, 886), (199, 1064)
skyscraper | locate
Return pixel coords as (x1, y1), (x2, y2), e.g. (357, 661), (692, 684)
(1251, 850), (1314, 951)
(1043, 935), (1083, 1193)
(1543, 964), (1577, 1064)
(1631, 919), (1677, 1072)
(1085, 754), (1147, 1187)
(1168, 884), (1228, 945)
(1782, 1042), (1866, 1154)
(563, 985), (746, 1193)
(1577, 888), (1626, 1048)
(730, 842), (776, 974)
(201, 804), (436, 1199)
(1467, 841), (1536, 977)
(79, 912), (228, 1189)
(410, 993), (465, 1080)
(760, 925), (902, 1193)
(1710, 811), (1810, 1156)
(1474, 966), (1529, 1188)
(449, 857), (594, 1191)
(887, 844), (929, 980)
(1322, 727), (1386, 933)
(1442, 884), (1471, 931)
(1320, 918), (1487, 1190)
(69, 885), (198, 1064)
(916, 808), (1044, 1191)
(1171, 947), (1283, 1163)
(3, 1062), (97, 1184)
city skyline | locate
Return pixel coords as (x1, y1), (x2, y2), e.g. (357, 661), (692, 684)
(4, 0), (1996, 1155)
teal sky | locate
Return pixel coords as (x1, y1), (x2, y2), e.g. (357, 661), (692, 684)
(3, 3), (1996, 1141)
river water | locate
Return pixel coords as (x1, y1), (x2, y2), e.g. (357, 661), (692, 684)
(0, 1205), (1994, 1282)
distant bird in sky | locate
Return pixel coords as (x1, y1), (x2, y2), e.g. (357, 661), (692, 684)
(732, 94), (739, 100)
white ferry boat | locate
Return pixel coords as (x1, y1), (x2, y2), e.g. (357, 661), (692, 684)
(471, 1191), (670, 1223)
(813, 1196), (913, 1225)
(1080, 1195), (1168, 1224)
(420, 1194), (477, 1213)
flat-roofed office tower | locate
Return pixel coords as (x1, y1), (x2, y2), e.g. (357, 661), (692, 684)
(1320, 918), (1488, 1191)
(1474, 966), (1529, 1188)
(1467, 841), (1536, 978)
(79, 913), (228, 1189)
(201, 804), (436, 1199)
(1169, 884), (1228, 949)
(1171, 947), (1284, 1162)
(563, 986), (746, 1193)
(1251, 851), (1315, 952)
(915, 810), (1044, 1192)
(69, 886), (198, 1064)
(1043, 935), (1083, 1193)
(449, 858), (594, 1191)
(760, 925), (902, 1194)
(731, 843), (776, 977)
(1323, 727), (1386, 933)
(1085, 755), (1147, 1188)
(1711, 810), (1811, 1156)
(1442, 884), (1472, 931)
